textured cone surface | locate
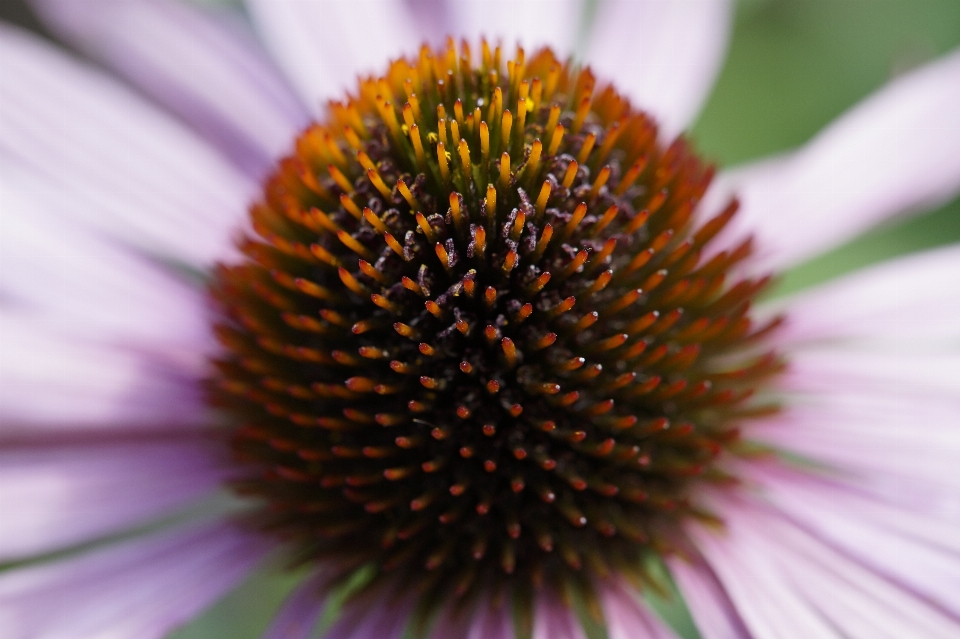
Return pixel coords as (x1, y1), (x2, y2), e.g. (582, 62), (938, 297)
(212, 41), (781, 613)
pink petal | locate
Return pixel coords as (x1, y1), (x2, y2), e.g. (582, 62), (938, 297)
(751, 390), (960, 493)
(771, 243), (960, 345)
(402, 0), (453, 41)
(31, 0), (309, 179)
(428, 594), (514, 639)
(0, 24), (255, 269)
(666, 558), (751, 639)
(1, 129), (217, 437)
(533, 593), (586, 639)
(586, 0), (734, 138)
(261, 572), (329, 639)
(245, 0), (429, 110)
(0, 436), (228, 561)
(1, 171), (213, 355)
(450, 0), (582, 55)
(246, 0), (588, 113)
(780, 348), (960, 400)
(688, 495), (960, 639)
(0, 313), (209, 433)
(763, 346), (960, 487)
(323, 592), (414, 639)
(770, 346), (960, 485)
(0, 520), (270, 639)
(704, 47), (960, 271)
(600, 580), (681, 639)
(467, 604), (516, 639)
(687, 513), (848, 638)
(742, 464), (960, 618)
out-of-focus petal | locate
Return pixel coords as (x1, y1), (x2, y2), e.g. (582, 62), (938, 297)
(586, 0), (733, 139)
(0, 520), (270, 639)
(0, 437), (227, 561)
(666, 557), (751, 639)
(704, 47), (960, 271)
(751, 395), (960, 492)
(245, 0), (593, 113)
(260, 572), (329, 639)
(428, 595), (514, 639)
(533, 593), (586, 639)
(600, 580), (682, 639)
(752, 393), (960, 493)
(750, 345), (960, 495)
(449, 0), (582, 54)
(30, 0), (309, 179)
(1, 163), (218, 435)
(689, 515), (843, 639)
(781, 348), (960, 400)
(770, 244), (960, 345)
(0, 170), (213, 358)
(689, 493), (960, 639)
(0, 25), (255, 269)
(721, 346), (960, 620)
(401, 0), (453, 41)
(244, 0), (429, 111)
(0, 314), (209, 433)
(323, 592), (413, 639)
(742, 463), (960, 619)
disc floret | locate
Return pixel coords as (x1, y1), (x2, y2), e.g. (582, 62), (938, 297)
(212, 40), (781, 621)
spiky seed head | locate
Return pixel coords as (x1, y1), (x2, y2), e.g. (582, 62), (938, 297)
(211, 40), (782, 622)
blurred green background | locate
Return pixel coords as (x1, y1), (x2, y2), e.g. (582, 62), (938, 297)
(1, 0), (957, 637)
(693, 0), (960, 298)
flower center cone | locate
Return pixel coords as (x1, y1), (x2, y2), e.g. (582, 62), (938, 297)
(210, 39), (784, 622)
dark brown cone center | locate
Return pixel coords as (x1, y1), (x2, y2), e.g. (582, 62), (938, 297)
(210, 40), (782, 620)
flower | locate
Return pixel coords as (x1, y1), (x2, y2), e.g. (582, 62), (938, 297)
(1, 2), (959, 639)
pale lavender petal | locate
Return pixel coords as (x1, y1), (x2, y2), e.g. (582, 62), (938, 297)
(261, 572), (328, 639)
(0, 25), (255, 269)
(769, 244), (960, 345)
(428, 594), (514, 639)
(0, 520), (271, 639)
(742, 464), (960, 618)
(687, 511), (847, 639)
(762, 346), (960, 488)
(469, 605), (514, 639)
(1, 170), (213, 357)
(31, 0), (309, 179)
(469, 609), (515, 639)
(0, 436), (228, 561)
(245, 0), (429, 111)
(781, 348), (960, 401)
(586, 0), (734, 138)
(704, 47), (960, 271)
(689, 496), (960, 639)
(751, 390), (960, 493)
(450, 0), (582, 54)
(533, 593), (586, 639)
(755, 286), (960, 496)
(600, 580), (681, 639)
(402, 0), (452, 40)
(666, 558), (751, 639)
(323, 592), (413, 639)
(0, 313), (210, 433)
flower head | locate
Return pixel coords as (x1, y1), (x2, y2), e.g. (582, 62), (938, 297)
(213, 41), (781, 618)
(1, 1), (960, 639)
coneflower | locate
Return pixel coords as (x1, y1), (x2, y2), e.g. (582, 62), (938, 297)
(2, 1), (959, 638)
(212, 42), (781, 627)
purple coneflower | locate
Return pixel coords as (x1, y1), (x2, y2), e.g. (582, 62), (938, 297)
(1, 1), (959, 638)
